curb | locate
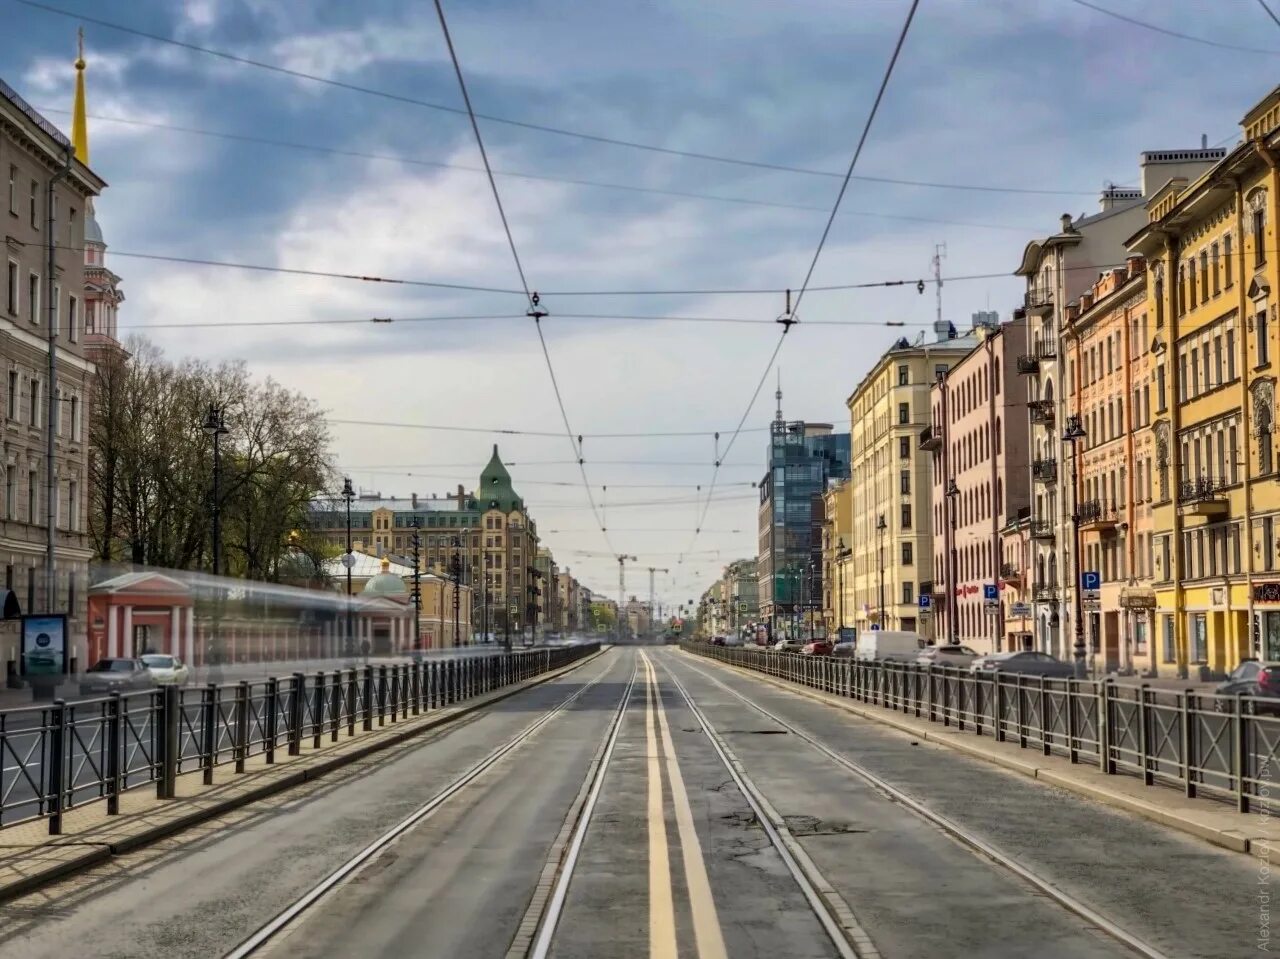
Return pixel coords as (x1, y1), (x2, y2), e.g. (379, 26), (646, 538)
(0, 649), (607, 904)
(691, 653), (1269, 861)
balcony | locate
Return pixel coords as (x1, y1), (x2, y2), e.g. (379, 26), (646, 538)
(1027, 399), (1055, 425)
(1032, 582), (1059, 603)
(1032, 459), (1057, 484)
(999, 563), (1021, 581)
(1178, 476), (1229, 518)
(1078, 499), (1119, 532)
(918, 424), (941, 452)
(1016, 353), (1040, 375)
(1030, 520), (1055, 541)
(1025, 287), (1054, 317)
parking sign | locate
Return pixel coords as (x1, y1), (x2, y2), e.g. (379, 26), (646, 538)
(1081, 571), (1101, 591)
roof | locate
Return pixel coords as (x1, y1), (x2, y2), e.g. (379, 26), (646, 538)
(478, 444), (522, 513)
(84, 207), (103, 245)
(321, 552), (416, 579)
(90, 570), (191, 595)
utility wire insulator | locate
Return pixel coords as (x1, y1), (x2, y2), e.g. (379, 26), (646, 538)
(527, 291), (548, 321)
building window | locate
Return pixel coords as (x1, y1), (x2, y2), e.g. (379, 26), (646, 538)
(67, 294), (77, 341)
(27, 469), (36, 522)
(900, 470), (910, 495)
(6, 165), (14, 214)
(902, 541), (913, 565)
(901, 504), (912, 529)
(898, 402), (909, 425)
(934, 364), (948, 381)
(28, 180), (37, 230)
(1156, 364), (1167, 411)
(5, 261), (16, 315)
(29, 379), (39, 427)
(6, 371), (14, 421)
(1188, 259), (1198, 306)
(901, 581), (914, 605)
(1255, 208), (1267, 266)
(67, 480), (78, 531)
(1200, 251), (1210, 304)
(27, 273), (38, 324)
(1224, 234), (1234, 288)
(1228, 328), (1237, 381)
(897, 364), (909, 386)
(1211, 243), (1221, 295)
(899, 437), (909, 459)
(1260, 310), (1271, 368)
(1155, 275), (1164, 327)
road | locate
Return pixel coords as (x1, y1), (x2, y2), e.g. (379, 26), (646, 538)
(0, 647), (1257, 958)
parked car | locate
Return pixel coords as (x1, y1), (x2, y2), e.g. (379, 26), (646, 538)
(800, 639), (833, 656)
(854, 630), (927, 662)
(140, 653), (190, 686)
(969, 650), (1075, 677)
(79, 658), (157, 695)
(771, 638), (803, 654)
(916, 644), (980, 669)
(709, 635), (727, 646)
(1213, 660), (1280, 714)
(832, 642), (857, 657)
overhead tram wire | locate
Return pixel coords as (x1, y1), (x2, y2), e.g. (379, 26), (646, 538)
(325, 418), (773, 438)
(431, 0), (611, 551)
(31, 108), (1045, 232)
(682, 0), (921, 561)
(1258, 0), (1280, 32)
(17, 0), (1097, 198)
(1066, 0), (1280, 55)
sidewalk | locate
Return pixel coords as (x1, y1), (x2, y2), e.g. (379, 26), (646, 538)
(0, 647), (604, 902)
(695, 653), (1280, 862)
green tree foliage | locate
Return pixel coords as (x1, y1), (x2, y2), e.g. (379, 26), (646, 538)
(89, 337), (334, 579)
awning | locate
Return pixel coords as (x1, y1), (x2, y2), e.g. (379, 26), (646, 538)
(1119, 587), (1157, 610)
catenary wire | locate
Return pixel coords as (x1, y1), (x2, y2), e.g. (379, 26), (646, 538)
(16, 0), (1100, 197)
(1066, 0), (1280, 55)
(432, 0), (610, 551)
(1258, 0), (1280, 31)
(685, 0), (919, 559)
(33, 108), (1044, 232)
(325, 418), (771, 438)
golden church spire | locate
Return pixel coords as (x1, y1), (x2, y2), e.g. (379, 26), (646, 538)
(72, 26), (88, 165)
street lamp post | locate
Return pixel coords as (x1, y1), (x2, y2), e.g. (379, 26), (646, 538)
(410, 517), (422, 654)
(341, 477), (355, 659)
(876, 515), (887, 630)
(1063, 416), (1089, 678)
(836, 538), (851, 637)
(945, 479), (960, 645)
(450, 536), (462, 648)
(203, 405), (229, 675)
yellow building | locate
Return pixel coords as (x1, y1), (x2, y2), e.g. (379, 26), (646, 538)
(1128, 86), (1280, 674)
(821, 480), (853, 636)
(846, 326), (973, 637)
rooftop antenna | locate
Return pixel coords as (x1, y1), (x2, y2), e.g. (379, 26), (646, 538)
(774, 369), (783, 424)
(932, 243), (947, 328)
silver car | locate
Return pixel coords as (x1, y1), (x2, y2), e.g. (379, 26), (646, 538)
(916, 644), (980, 669)
(970, 650), (1075, 677)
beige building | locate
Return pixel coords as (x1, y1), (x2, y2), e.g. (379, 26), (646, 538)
(0, 67), (104, 674)
(925, 318), (1030, 654)
(821, 480), (852, 636)
(847, 323), (974, 638)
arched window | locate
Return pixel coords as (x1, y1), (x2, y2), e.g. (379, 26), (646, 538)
(995, 418), (1002, 454)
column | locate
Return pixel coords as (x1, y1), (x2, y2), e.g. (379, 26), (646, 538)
(170, 606), (181, 656)
(122, 605), (133, 658)
(107, 603), (119, 658)
(184, 607), (195, 664)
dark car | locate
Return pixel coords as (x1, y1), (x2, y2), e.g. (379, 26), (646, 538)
(800, 640), (833, 656)
(79, 658), (157, 695)
(1213, 660), (1280, 715)
(970, 650), (1076, 678)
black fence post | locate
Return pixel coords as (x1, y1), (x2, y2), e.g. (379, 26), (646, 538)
(347, 669), (357, 737)
(1183, 689), (1197, 798)
(46, 699), (67, 835)
(412, 662), (422, 716)
(1099, 679), (1113, 774)
(377, 665), (388, 726)
(234, 682), (249, 774)
(363, 667), (375, 731)
(329, 671), (340, 743)
(1066, 679), (1079, 763)
(291, 674), (306, 756)
(158, 685), (179, 797)
(1138, 684), (1152, 785)
(106, 692), (123, 815)
(1236, 693), (1251, 814)
(202, 684), (217, 785)
(264, 678), (279, 764)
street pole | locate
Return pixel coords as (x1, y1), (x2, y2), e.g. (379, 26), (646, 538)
(342, 478), (354, 659)
(410, 518), (422, 653)
(946, 480), (959, 646)
(1065, 415), (1089, 678)
(451, 536), (461, 648)
(203, 405), (230, 676)
(876, 515), (886, 631)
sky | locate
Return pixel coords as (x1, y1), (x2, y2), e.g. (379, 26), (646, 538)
(2, 0), (1278, 610)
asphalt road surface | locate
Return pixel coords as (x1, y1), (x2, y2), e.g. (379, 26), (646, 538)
(0, 647), (1258, 958)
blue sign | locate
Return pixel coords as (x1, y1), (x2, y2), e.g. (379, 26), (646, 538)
(1081, 571), (1101, 591)
(870, 624), (881, 631)
(918, 594), (931, 609)
(982, 583), (998, 601)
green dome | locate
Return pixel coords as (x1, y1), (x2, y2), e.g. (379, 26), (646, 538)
(362, 557), (408, 597)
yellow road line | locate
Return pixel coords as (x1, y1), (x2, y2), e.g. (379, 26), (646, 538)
(642, 652), (728, 959)
(646, 658), (679, 959)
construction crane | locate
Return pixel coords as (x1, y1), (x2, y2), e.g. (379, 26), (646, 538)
(616, 555), (637, 641)
(647, 567), (669, 638)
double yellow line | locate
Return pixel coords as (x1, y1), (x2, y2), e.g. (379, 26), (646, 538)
(640, 652), (727, 959)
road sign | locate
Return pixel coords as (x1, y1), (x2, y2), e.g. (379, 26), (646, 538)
(1010, 602), (1032, 617)
(918, 594), (931, 610)
(1082, 595), (1102, 611)
(1081, 571), (1101, 591)
(870, 624), (880, 631)
(341, 552), (356, 569)
(983, 583), (999, 611)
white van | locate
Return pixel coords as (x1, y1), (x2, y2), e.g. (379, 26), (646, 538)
(855, 630), (928, 662)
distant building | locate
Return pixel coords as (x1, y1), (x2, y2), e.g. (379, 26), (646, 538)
(757, 386), (850, 639)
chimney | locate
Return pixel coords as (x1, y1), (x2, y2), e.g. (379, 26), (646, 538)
(1080, 291), (1094, 311)
(1060, 213), (1073, 233)
(934, 317), (951, 343)
(457, 483), (465, 507)
(411, 492), (418, 508)
(1201, 133), (1208, 149)
(1126, 254), (1145, 278)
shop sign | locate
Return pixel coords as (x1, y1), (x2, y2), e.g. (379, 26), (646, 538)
(1255, 582), (1280, 603)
